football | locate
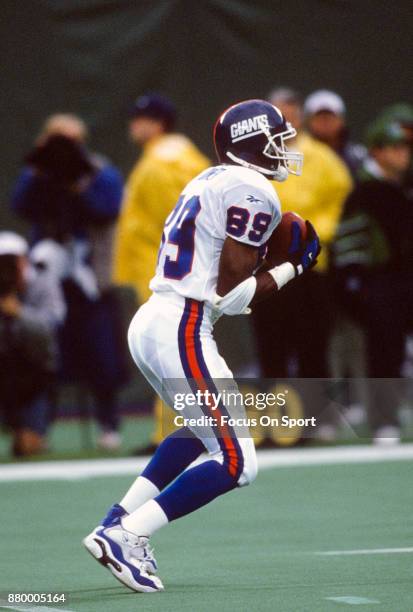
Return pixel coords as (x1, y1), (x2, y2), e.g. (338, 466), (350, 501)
(265, 211), (306, 266)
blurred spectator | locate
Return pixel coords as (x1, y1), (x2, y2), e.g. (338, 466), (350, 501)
(303, 90), (366, 423)
(113, 93), (209, 453)
(252, 87), (352, 441)
(0, 232), (65, 456)
(114, 93), (209, 302)
(377, 103), (413, 147)
(304, 89), (366, 178)
(376, 103), (413, 194)
(331, 119), (413, 442)
(13, 114), (121, 290)
(11, 114), (127, 451)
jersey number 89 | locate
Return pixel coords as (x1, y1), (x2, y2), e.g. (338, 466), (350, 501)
(226, 206), (272, 242)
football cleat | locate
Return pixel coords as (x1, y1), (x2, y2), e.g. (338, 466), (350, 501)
(83, 524), (163, 593)
(89, 504), (158, 575)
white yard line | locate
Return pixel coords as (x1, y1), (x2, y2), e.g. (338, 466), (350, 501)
(325, 596), (380, 605)
(1, 443), (413, 482)
(0, 457), (148, 482)
(316, 547), (413, 556)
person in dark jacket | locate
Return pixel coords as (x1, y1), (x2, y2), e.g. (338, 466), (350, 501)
(11, 114), (127, 450)
(331, 119), (413, 442)
(376, 103), (413, 199)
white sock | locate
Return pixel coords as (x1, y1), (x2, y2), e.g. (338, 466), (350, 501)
(120, 476), (160, 514)
(122, 499), (169, 537)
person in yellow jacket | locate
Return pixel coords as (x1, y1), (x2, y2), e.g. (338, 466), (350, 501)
(114, 94), (209, 302)
(268, 88), (352, 272)
(252, 88), (352, 443)
(113, 94), (209, 451)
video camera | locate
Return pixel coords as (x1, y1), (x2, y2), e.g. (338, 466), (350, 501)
(25, 134), (94, 184)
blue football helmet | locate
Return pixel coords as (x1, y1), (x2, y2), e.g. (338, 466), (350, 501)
(213, 99), (303, 181)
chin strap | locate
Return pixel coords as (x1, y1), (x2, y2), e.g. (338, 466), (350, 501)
(225, 151), (288, 181)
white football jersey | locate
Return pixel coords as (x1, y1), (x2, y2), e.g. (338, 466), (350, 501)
(150, 165), (281, 304)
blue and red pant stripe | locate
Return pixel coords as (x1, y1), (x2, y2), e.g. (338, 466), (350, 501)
(177, 298), (243, 481)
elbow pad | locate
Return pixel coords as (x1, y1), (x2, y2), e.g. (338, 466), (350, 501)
(212, 276), (257, 316)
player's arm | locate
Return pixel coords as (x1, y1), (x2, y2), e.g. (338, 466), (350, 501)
(214, 177), (320, 315)
(214, 221), (320, 315)
(216, 237), (277, 301)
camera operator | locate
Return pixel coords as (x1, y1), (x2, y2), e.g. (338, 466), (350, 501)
(11, 114), (127, 450)
(12, 114), (122, 289)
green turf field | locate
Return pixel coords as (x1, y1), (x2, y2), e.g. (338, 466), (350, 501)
(1, 457), (412, 611)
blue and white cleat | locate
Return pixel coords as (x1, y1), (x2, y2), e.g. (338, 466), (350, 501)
(83, 523), (163, 593)
(88, 503), (158, 575)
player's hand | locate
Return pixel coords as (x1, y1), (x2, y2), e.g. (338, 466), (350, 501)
(287, 220), (321, 275)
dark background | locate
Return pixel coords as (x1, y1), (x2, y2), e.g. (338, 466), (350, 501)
(1, 0), (412, 229)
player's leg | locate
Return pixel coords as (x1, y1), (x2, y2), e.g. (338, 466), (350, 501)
(122, 435), (256, 535)
(84, 297), (257, 591)
(121, 298), (257, 537)
(92, 429), (255, 591)
(83, 300), (205, 591)
(113, 310), (206, 518)
(94, 379), (203, 528)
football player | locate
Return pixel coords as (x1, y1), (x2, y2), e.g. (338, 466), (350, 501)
(83, 100), (320, 592)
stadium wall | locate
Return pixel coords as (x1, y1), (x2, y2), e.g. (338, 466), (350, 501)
(1, 0), (411, 228)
